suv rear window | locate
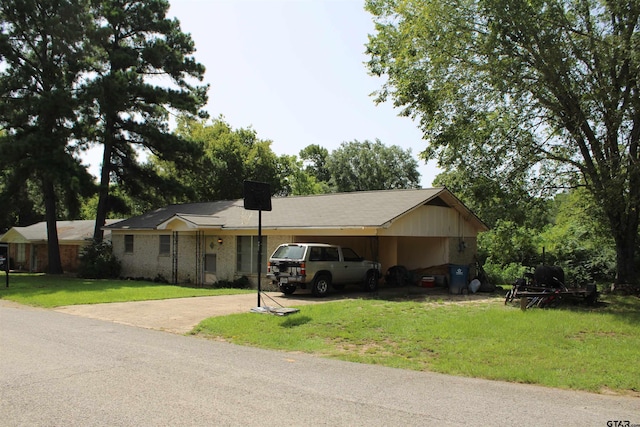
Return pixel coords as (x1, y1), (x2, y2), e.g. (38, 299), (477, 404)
(272, 245), (306, 259)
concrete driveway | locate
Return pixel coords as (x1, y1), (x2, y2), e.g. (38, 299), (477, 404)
(53, 291), (329, 334)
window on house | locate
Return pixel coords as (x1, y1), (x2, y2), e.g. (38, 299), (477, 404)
(17, 243), (26, 263)
(124, 235), (134, 253)
(205, 254), (217, 273)
(159, 235), (170, 255)
(236, 236), (267, 274)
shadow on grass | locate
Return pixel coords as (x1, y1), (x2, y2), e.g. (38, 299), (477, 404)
(280, 315), (312, 328)
(367, 286), (505, 304)
(0, 273), (166, 294)
(0, 273), (251, 307)
(369, 284), (640, 326)
(503, 290), (640, 325)
(572, 294), (640, 325)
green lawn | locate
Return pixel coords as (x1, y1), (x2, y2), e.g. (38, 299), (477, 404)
(2, 273), (638, 395)
(192, 294), (640, 395)
(0, 273), (252, 307)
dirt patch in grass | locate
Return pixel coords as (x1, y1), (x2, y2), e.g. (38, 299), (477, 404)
(599, 387), (640, 398)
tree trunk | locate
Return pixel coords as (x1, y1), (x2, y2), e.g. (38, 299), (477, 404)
(93, 112), (116, 243)
(613, 232), (637, 285)
(43, 178), (63, 274)
(93, 139), (113, 243)
(609, 197), (640, 285)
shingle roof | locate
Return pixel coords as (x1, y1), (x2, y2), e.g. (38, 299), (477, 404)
(105, 200), (238, 230)
(236, 188), (446, 228)
(0, 219), (121, 243)
(106, 188), (488, 232)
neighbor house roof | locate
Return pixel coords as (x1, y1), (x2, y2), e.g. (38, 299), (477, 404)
(0, 220), (122, 244)
(105, 188), (488, 233)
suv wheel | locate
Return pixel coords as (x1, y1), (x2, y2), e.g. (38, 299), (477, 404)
(280, 284), (296, 295)
(364, 271), (379, 292)
(312, 275), (331, 297)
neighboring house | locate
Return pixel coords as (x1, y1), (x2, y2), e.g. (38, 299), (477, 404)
(104, 188), (488, 287)
(0, 220), (121, 273)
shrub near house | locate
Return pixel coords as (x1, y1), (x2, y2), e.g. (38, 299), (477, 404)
(78, 240), (121, 279)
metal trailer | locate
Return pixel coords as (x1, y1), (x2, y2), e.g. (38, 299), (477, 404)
(505, 267), (598, 310)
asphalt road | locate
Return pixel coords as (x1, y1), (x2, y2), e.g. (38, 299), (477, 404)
(1, 301), (639, 426)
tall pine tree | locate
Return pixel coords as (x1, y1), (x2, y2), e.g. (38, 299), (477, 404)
(83, 0), (208, 241)
(0, 0), (94, 273)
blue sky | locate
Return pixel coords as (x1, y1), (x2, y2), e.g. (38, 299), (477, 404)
(87, 0), (439, 187)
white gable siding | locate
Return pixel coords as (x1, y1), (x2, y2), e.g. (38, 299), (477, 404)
(381, 205), (479, 238)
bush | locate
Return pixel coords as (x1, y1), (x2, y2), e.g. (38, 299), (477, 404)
(483, 261), (529, 287)
(214, 276), (252, 289)
(78, 240), (121, 279)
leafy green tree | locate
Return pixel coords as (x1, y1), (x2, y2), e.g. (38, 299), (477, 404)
(434, 170), (551, 230)
(299, 144), (331, 183)
(539, 189), (616, 284)
(0, 162), (42, 232)
(166, 117), (283, 201)
(79, 185), (138, 220)
(277, 154), (329, 196)
(479, 220), (540, 267)
(82, 0), (208, 242)
(327, 139), (421, 192)
(478, 220), (542, 285)
(478, 188), (619, 286)
(0, 0), (95, 273)
(366, 0), (640, 283)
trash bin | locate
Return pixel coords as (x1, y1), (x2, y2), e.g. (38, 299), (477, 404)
(448, 265), (469, 294)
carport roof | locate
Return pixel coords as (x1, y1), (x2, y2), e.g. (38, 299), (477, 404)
(105, 188), (488, 232)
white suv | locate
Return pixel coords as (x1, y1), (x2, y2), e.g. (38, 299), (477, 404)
(266, 243), (381, 297)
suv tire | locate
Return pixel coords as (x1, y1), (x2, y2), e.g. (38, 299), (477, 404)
(312, 275), (331, 297)
(364, 271), (379, 292)
(281, 284), (296, 295)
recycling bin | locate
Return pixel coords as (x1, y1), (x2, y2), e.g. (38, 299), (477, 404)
(448, 264), (469, 294)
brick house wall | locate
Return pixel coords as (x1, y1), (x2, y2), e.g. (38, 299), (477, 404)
(9, 243), (82, 273)
(112, 231), (294, 287)
(113, 233), (174, 281)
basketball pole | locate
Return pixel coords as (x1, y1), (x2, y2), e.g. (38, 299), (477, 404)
(257, 209), (262, 307)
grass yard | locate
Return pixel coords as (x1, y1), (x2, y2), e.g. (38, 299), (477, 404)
(192, 294), (640, 395)
(0, 273), (252, 307)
